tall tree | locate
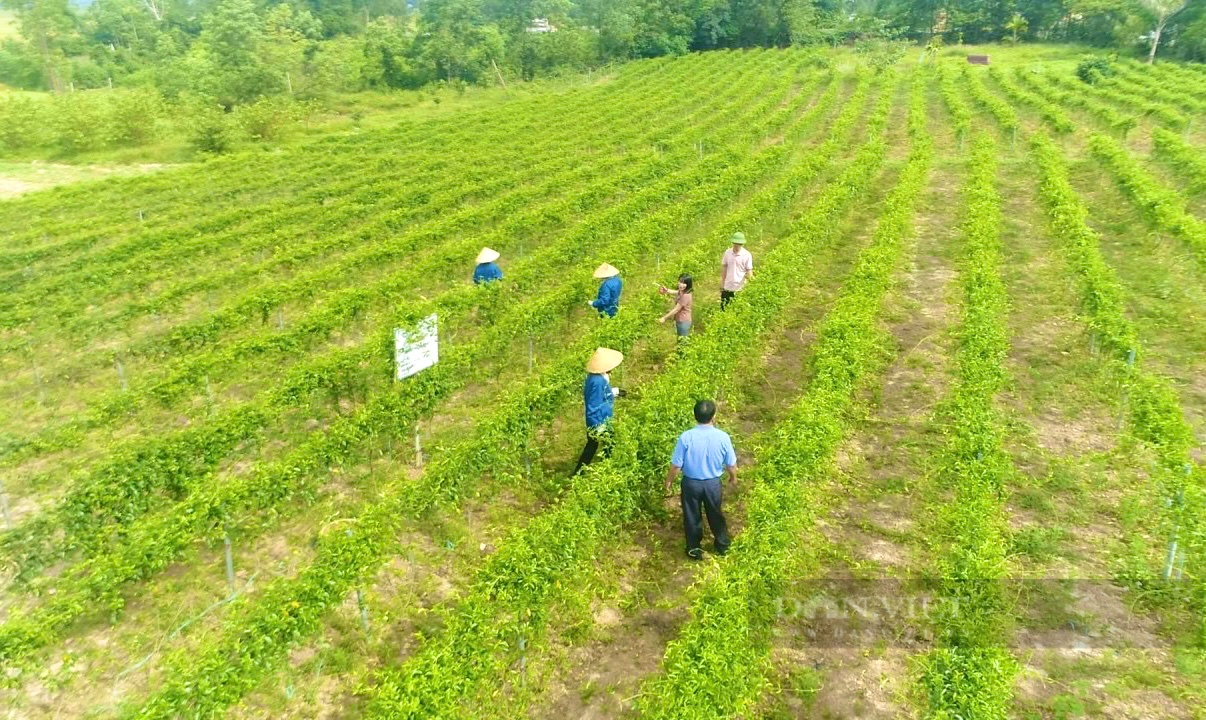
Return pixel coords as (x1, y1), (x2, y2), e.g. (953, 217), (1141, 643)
(1138, 0), (1189, 62)
(1, 0), (74, 91)
(190, 0), (277, 104)
(1004, 10), (1028, 41)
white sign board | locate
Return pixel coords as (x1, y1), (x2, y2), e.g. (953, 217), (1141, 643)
(395, 314), (439, 380)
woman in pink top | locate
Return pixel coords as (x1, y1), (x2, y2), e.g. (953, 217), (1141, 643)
(659, 274), (694, 338)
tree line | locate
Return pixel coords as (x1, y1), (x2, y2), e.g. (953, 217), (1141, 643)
(1, 0), (1202, 102)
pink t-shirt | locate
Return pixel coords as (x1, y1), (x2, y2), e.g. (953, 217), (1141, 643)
(721, 247), (754, 292)
(673, 291), (693, 322)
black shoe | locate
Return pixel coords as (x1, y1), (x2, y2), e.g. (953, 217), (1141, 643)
(714, 545), (729, 557)
(686, 548), (703, 560)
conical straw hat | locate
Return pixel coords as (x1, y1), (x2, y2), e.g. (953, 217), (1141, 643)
(593, 263), (620, 279)
(586, 347), (624, 374)
(476, 247), (500, 264)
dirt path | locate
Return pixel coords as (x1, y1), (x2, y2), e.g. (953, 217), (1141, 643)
(763, 76), (966, 718)
(0, 162), (168, 199)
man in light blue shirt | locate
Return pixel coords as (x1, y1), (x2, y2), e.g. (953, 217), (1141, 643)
(664, 399), (736, 559)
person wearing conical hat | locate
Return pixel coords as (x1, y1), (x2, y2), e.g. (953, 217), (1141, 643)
(588, 263), (622, 318)
(473, 247), (503, 285)
(719, 231), (754, 310)
(573, 347), (625, 476)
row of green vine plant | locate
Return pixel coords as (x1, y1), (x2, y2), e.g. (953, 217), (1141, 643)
(917, 132), (1018, 720)
(1030, 131), (1205, 640)
(637, 70), (933, 720)
(360, 72), (894, 720)
(0, 59), (812, 580)
(0, 64), (848, 671)
(112, 70), (884, 720)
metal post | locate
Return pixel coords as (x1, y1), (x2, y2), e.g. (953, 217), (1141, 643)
(1164, 476), (1188, 580)
(223, 534), (236, 596)
(1163, 530), (1178, 580)
(518, 634), (527, 685)
(356, 588), (370, 631)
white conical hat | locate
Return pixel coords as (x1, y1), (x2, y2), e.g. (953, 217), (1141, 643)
(593, 263), (620, 279)
(586, 347), (624, 374)
(476, 247), (500, 264)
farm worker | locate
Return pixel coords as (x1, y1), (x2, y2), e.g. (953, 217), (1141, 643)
(589, 263), (622, 318)
(719, 232), (755, 310)
(473, 247), (503, 284)
(573, 347), (625, 476)
(658, 274), (694, 338)
(664, 399), (735, 559)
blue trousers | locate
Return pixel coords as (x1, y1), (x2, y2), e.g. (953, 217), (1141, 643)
(681, 477), (730, 553)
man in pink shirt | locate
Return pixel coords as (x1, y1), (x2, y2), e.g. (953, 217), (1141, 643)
(720, 231), (754, 309)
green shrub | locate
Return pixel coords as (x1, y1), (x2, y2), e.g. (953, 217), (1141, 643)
(1076, 57), (1113, 84)
(0, 97), (48, 152)
(105, 89), (164, 146)
(232, 96), (309, 142)
(183, 98), (237, 154)
(50, 94), (106, 153)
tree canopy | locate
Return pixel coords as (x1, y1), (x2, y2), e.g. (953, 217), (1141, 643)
(1, 0), (1203, 97)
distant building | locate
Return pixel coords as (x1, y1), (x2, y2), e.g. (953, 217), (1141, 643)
(527, 18), (557, 33)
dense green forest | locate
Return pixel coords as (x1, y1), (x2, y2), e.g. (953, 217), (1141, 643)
(0, 0), (1202, 102)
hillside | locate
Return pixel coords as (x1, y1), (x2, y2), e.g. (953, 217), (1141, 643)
(0, 46), (1204, 719)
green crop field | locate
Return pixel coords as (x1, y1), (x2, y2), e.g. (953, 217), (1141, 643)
(0, 47), (1205, 718)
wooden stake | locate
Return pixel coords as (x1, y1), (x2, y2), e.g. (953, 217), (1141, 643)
(115, 355), (128, 391)
(491, 59), (508, 91)
(32, 363), (45, 407)
(414, 428), (423, 468)
(0, 479), (11, 529)
(223, 534), (236, 596)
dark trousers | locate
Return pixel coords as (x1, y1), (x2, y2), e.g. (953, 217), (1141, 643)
(681, 477), (730, 553)
(720, 290), (737, 309)
(572, 429), (610, 476)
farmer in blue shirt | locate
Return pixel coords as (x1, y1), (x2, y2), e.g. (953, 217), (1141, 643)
(572, 347), (625, 476)
(473, 247), (503, 284)
(589, 263), (622, 317)
(664, 399), (736, 559)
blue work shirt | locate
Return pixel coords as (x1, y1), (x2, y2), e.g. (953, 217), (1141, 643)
(473, 262), (503, 284)
(590, 276), (622, 317)
(583, 373), (614, 429)
(671, 425), (737, 480)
